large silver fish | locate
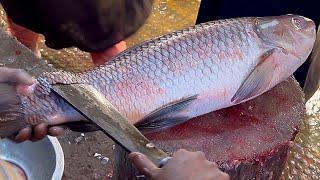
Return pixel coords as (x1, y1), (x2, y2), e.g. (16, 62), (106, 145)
(0, 14), (316, 137)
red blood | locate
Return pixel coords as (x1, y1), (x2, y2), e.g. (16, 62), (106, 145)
(15, 50), (22, 55)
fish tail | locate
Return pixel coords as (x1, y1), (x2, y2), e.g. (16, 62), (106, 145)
(0, 83), (28, 137)
(0, 81), (99, 138)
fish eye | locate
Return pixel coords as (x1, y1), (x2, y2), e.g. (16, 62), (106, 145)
(292, 17), (305, 30)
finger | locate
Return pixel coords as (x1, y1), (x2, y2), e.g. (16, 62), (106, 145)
(12, 69), (36, 85)
(48, 126), (65, 136)
(208, 161), (219, 168)
(115, 41), (127, 51)
(212, 171), (230, 180)
(29, 123), (48, 142)
(207, 162), (230, 180)
(195, 151), (207, 159)
(128, 152), (159, 177)
(12, 127), (32, 143)
(220, 172), (230, 180)
(0, 67), (35, 85)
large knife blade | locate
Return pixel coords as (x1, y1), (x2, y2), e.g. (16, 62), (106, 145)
(0, 29), (170, 167)
(51, 84), (171, 167)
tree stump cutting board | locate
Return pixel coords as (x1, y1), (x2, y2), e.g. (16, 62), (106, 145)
(114, 77), (305, 180)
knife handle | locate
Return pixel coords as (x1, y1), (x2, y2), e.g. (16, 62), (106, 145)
(158, 157), (172, 168)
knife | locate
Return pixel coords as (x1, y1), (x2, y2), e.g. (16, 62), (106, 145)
(0, 29), (171, 167)
(51, 83), (171, 167)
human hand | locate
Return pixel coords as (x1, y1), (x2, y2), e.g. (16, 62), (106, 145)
(0, 67), (65, 143)
(128, 149), (230, 180)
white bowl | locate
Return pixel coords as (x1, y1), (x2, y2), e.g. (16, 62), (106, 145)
(0, 136), (64, 180)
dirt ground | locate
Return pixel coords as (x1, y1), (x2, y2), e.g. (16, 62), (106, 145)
(58, 131), (116, 180)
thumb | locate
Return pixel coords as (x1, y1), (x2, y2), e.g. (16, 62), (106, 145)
(0, 67), (35, 85)
(128, 152), (159, 177)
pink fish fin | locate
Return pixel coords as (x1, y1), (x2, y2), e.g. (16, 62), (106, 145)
(135, 95), (198, 134)
(231, 48), (278, 104)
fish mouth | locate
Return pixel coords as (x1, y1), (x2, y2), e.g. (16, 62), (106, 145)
(297, 16), (316, 32)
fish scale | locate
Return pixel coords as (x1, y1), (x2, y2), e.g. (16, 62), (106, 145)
(0, 15), (315, 137)
(44, 17), (260, 121)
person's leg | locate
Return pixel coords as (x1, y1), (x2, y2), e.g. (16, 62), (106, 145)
(7, 15), (126, 65)
(90, 41), (127, 65)
(6, 17), (41, 57)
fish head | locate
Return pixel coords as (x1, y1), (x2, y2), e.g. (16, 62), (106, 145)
(253, 15), (316, 85)
(255, 14), (316, 64)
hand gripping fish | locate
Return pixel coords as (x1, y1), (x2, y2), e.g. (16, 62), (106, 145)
(0, 14), (316, 137)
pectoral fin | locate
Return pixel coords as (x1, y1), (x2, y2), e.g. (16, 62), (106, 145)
(135, 95), (198, 133)
(231, 48), (278, 104)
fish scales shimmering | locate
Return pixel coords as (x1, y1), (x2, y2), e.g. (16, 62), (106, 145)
(0, 14), (316, 137)
(79, 18), (255, 120)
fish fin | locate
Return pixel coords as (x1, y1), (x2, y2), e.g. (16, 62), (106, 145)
(63, 121), (100, 132)
(231, 48), (277, 104)
(135, 95), (198, 133)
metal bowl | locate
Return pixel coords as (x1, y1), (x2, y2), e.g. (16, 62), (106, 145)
(0, 136), (64, 180)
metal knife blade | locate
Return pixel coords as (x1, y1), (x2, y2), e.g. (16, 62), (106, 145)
(0, 29), (171, 167)
(51, 83), (170, 167)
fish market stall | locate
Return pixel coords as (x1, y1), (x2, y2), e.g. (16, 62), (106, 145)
(0, 0), (319, 180)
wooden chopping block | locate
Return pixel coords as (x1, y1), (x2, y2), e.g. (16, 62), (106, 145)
(113, 77), (305, 180)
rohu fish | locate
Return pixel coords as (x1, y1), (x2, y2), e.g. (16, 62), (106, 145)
(0, 14), (316, 137)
